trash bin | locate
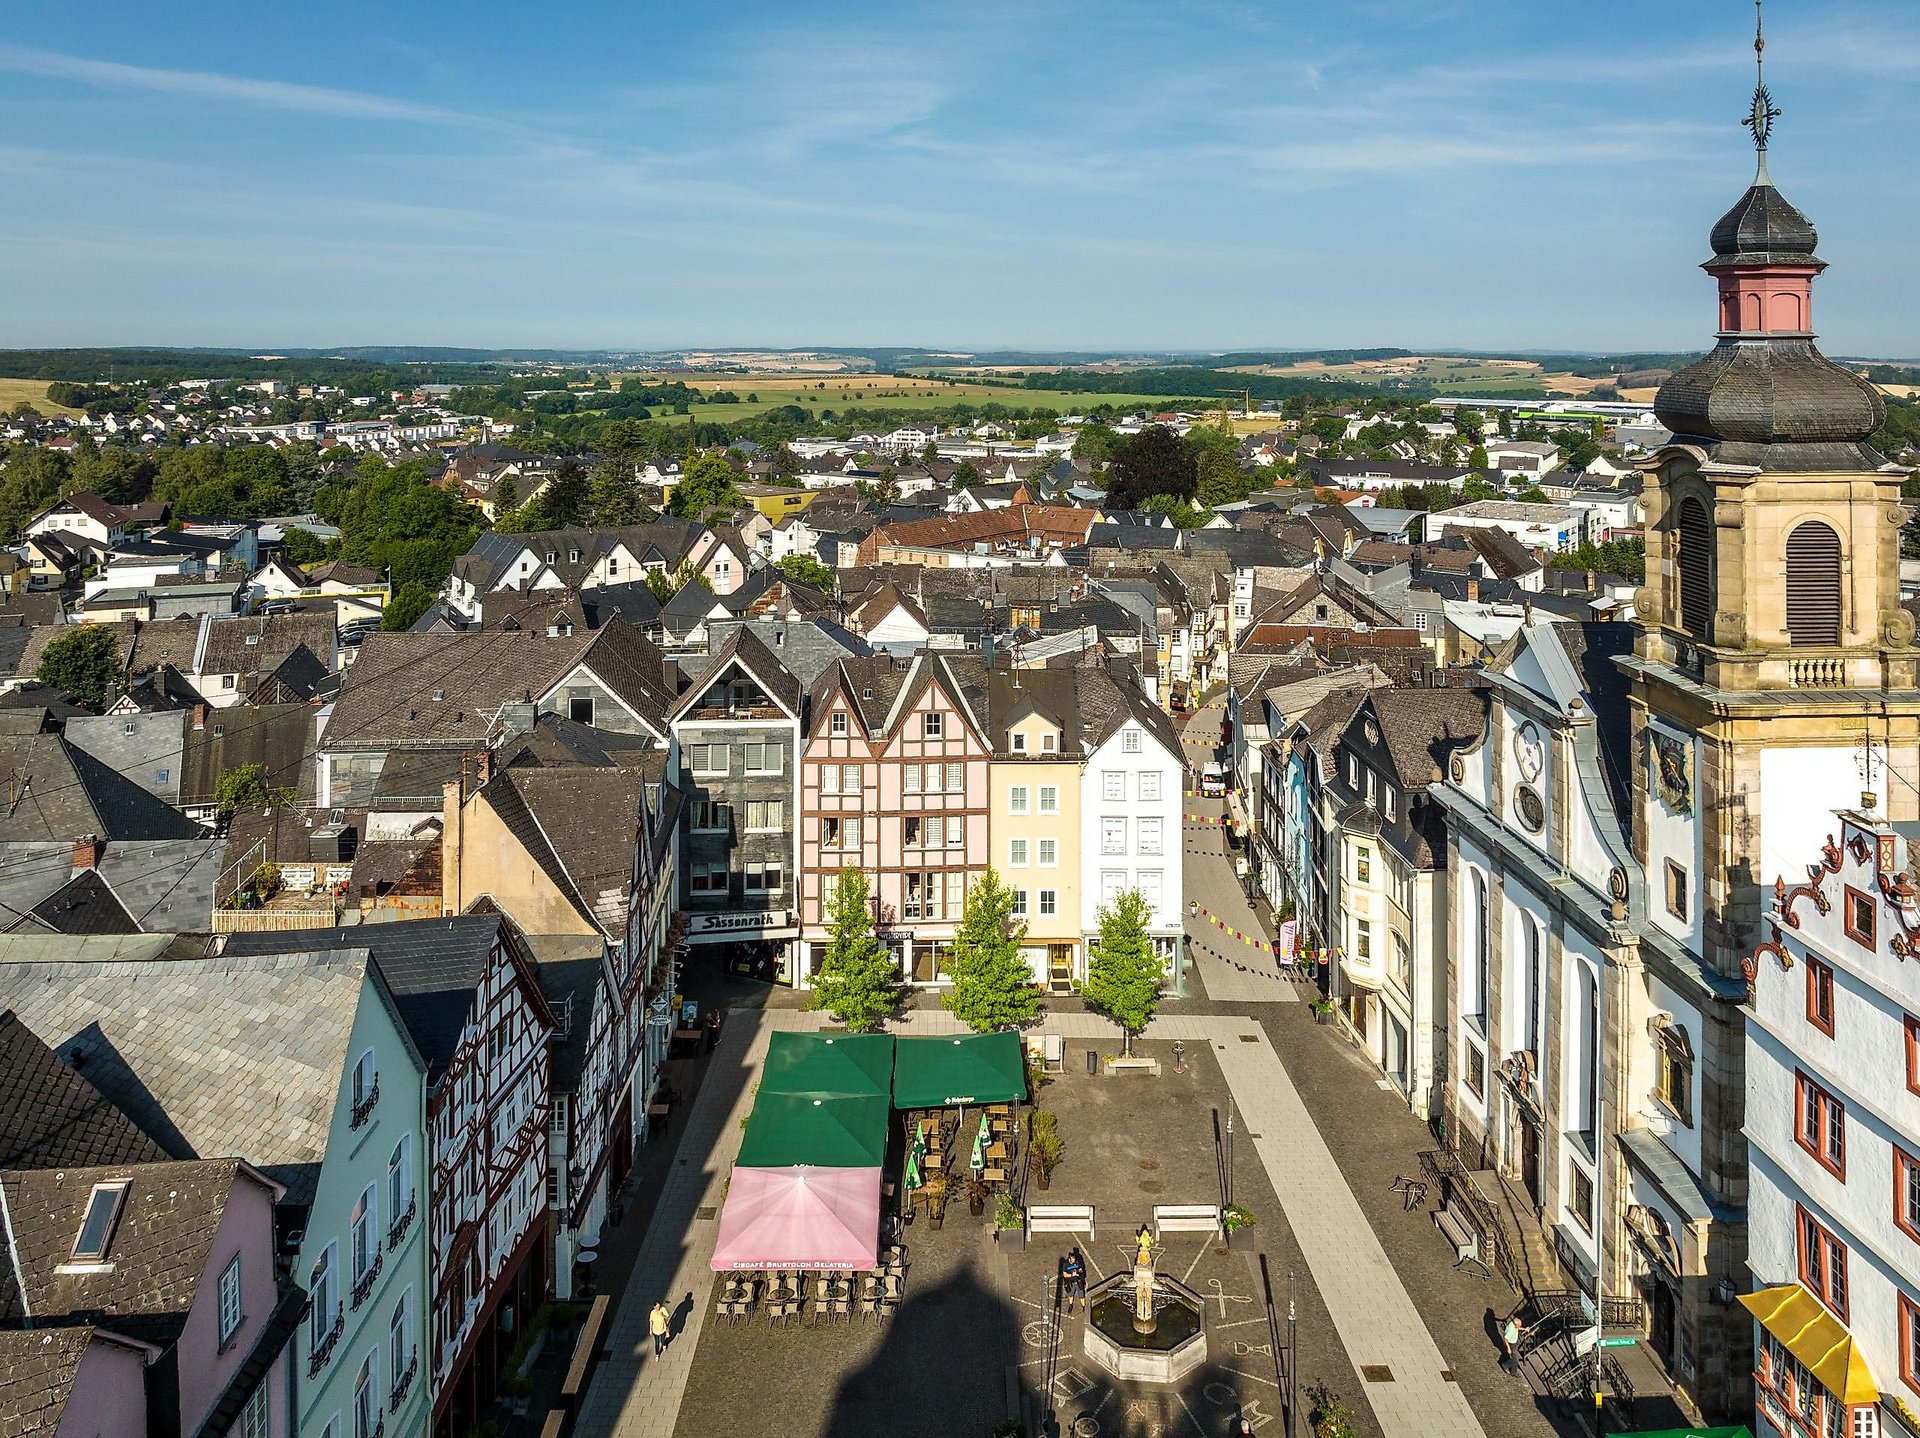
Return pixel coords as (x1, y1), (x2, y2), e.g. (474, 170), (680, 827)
(1086, 1048), (1098, 1076)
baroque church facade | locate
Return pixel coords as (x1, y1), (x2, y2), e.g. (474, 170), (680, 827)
(1430, 40), (1919, 1423)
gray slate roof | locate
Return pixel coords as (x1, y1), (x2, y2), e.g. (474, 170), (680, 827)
(0, 941), (376, 1202)
(0, 1159), (254, 1341)
(0, 1009), (168, 1170)
(223, 914), (519, 1079)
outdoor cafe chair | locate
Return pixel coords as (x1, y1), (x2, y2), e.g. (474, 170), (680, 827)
(857, 1295), (884, 1325)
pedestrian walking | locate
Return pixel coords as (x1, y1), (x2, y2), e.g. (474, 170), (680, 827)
(1060, 1247), (1087, 1314)
(650, 1299), (672, 1356)
(704, 1009), (722, 1053)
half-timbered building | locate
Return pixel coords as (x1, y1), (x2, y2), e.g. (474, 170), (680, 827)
(799, 652), (990, 985)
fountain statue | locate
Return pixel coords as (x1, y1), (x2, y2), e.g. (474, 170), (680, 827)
(1132, 1227), (1158, 1334)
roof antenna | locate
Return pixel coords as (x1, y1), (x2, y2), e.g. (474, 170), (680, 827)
(1744, 0), (1781, 184)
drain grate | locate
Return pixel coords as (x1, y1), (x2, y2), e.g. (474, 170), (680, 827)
(694, 1206), (717, 1220)
(1361, 1365), (1394, 1383)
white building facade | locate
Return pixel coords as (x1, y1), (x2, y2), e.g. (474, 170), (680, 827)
(1743, 813), (1920, 1438)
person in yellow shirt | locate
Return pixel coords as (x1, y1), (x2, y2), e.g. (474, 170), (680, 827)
(650, 1299), (672, 1356)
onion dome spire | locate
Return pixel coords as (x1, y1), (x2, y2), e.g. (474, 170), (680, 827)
(1654, 0), (1886, 471)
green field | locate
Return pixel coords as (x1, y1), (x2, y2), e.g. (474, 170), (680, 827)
(0, 378), (83, 417)
(623, 372), (1197, 424)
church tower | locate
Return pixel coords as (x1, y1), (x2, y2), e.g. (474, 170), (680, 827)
(1614, 6), (1920, 1417)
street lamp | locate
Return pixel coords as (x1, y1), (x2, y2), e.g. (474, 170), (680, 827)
(1172, 1040), (1186, 1074)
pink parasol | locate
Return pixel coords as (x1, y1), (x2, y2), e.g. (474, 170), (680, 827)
(709, 1165), (882, 1272)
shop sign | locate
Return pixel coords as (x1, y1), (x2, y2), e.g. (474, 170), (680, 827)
(686, 910), (791, 940)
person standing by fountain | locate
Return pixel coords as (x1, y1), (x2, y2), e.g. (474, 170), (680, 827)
(1060, 1248), (1087, 1315)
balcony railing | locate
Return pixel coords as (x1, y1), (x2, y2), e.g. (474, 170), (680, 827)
(350, 1250), (383, 1310)
(1788, 655), (1847, 689)
(349, 1078), (379, 1130)
(386, 1195), (416, 1251)
(306, 1305), (344, 1377)
(388, 1353), (418, 1413)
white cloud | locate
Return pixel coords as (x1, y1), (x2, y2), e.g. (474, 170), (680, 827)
(0, 43), (494, 127)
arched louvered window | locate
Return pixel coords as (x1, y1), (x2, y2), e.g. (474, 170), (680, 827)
(1785, 520), (1842, 647)
(1675, 497), (1712, 638)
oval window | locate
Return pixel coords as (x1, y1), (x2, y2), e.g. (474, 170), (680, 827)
(1514, 784), (1546, 834)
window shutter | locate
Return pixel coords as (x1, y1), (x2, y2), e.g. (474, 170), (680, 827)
(1676, 498), (1713, 638)
(1785, 521), (1842, 647)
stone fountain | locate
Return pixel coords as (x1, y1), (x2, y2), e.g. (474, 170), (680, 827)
(1081, 1227), (1208, 1384)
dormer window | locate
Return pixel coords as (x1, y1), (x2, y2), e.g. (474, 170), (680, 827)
(923, 713), (943, 739)
(1042, 732), (1057, 753)
(1011, 733), (1027, 753)
(545, 551), (557, 564)
(71, 1181), (130, 1262)
(569, 549), (580, 563)
(830, 712), (848, 737)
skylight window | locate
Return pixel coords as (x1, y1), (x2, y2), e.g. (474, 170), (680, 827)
(71, 1182), (130, 1261)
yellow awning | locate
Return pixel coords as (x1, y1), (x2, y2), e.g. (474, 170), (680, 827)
(1738, 1284), (1879, 1406)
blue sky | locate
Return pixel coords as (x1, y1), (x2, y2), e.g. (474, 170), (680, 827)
(1, 1), (1915, 355)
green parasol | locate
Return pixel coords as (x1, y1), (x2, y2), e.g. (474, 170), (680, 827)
(905, 1131), (926, 1192)
(969, 1113), (989, 1174)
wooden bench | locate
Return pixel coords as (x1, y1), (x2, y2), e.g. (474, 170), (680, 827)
(1153, 1203), (1222, 1239)
(1105, 1055), (1162, 1077)
(1026, 1203), (1096, 1238)
(1433, 1205), (1484, 1273)
(559, 1293), (612, 1414)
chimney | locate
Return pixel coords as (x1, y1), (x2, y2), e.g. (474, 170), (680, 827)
(441, 780), (463, 918)
(72, 834), (101, 870)
(1466, 579), (1480, 602)
(192, 704), (207, 731)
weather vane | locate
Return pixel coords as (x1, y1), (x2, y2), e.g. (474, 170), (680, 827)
(1743, 0), (1781, 156)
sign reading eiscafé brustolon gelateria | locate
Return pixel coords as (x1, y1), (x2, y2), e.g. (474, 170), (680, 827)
(686, 910), (790, 938)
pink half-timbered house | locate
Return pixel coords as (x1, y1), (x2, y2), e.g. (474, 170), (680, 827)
(799, 653), (990, 985)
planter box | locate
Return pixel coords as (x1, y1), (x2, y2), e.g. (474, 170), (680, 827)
(1226, 1226), (1257, 1251)
(997, 1228), (1027, 1252)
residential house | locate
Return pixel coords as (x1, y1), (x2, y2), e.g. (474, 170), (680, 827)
(0, 1159), (298, 1438)
(986, 669), (1084, 990)
(1741, 814), (1919, 1438)
(1323, 687), (1481, 1116)
(669, 630), (803, 984)
(798, 653), (990, 986)
(1078, 663), (1185, 972)
(187, 612), (338, 709)
(317, 622), (673, 810)
(225, 916), (555, 1438)
(0, 937), (434, 1438)
(1432, 500), (1584, 554)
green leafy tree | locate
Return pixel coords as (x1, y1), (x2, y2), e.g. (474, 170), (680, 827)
(951, 460), (983, 489)
(1548, 537), (1647, 584)
(494, 473), (518, 514)
(531, 458), (588, 528)
(383, 580), (435, 631)
(35, 625), (121, 707)
(668, 452), (741, 519)
(1195, 448), (1249, 508)
(214, 762), (295, 818)
(587, 417), (649, 526)
(281, 526), (332, 567)
(1107, 425), (1198, 509)
(773, 554), (835, 593)
(1082, 890), (1161, 1054)
(809, 867), (899, 1032)
(1467, 444), (1489, 474)
(1072, 423), (1117, 465)
(943, 868), (1041, 1032)
(645, 559), (710, 604)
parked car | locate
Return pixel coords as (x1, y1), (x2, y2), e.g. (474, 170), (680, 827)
(1199, 762), (1228, 797)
